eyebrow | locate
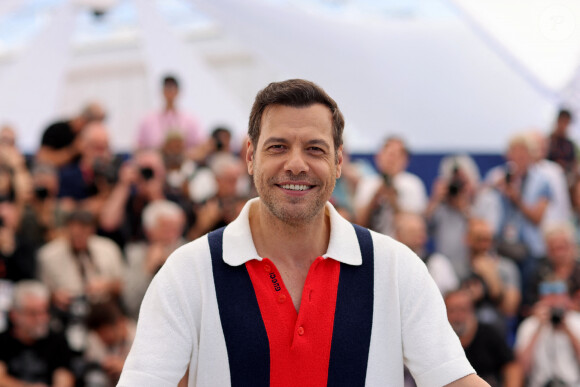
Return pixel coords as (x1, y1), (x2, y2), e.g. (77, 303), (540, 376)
(262, 137), (331, 149)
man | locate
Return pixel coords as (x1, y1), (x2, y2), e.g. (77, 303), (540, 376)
(515, 281), (580, 387)
(37, 210), (124, 313)
(36, 102), (106, 168)
(355, 136), (427, 236)
(547, 109), (577, 182)
(85, 301), (136, 387)
(425, 155), (481, 279)
(100, 149), (182, 246)
(0, 280), (75, 386)
(526, 130), (572, 226)
(463, 218), (521, 336)
(486, 133), (552, 279)
(136, 75), (204, 152)
(524, 222), (580, 313)
(445, 290), (522, 387)
(57, 122), (116, 206)
(394, 212), (458, 295)
(123, 200), (186, 319)
(119, 79), (486, 386)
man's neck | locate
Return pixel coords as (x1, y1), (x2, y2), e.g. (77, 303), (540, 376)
(249, 200), (331, 270)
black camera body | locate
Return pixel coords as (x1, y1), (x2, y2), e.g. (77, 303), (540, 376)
(550, 307), (565, 326)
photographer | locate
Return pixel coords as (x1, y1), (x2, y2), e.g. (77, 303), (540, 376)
(425, 155), (481, 280)
(515, 281), (580, 387)
(100, 150), (174, 246)
(355, 136), (427, 236)
(57, 122), (118, 215)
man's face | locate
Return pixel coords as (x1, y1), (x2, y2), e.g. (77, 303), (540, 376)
(396, 216), (426, 254)
(67, 221), (94, 251)
(163, 84), (179, 105)
(506, 143), (530, 174)
(11, 295), (50, 341)
(546, 233), (575, 266)
(375, 140), (407, 176)
(445, 292), (473, 337)
(467, 222), (493, 256)
(246, 104), (342, 226)
(96, 323), (123, 347)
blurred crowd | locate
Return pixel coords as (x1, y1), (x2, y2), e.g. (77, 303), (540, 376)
(0, 74), (580, 387)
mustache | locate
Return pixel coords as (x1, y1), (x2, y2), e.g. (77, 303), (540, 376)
(268, 172), (320, 185)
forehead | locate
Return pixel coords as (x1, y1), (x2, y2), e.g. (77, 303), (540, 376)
(259, 103), (333, 141)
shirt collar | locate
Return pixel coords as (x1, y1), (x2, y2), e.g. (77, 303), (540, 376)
(222, 198), (362, 267)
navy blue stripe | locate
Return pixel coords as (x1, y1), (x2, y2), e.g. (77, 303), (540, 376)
(208, 228), (270, 387)
(327, 224), (374, 387)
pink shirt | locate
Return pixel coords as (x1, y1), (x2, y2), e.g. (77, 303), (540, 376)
(137, 109), (204, 149)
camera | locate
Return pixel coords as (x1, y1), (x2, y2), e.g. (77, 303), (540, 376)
(140, 167), (154, 181)
(447, 166), (464, 197)
(34, 186), (49, 201)
(550, 307), (565, 326)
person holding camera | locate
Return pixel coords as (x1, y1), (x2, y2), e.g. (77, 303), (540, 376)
(523, 222), (580, 315)
(57, 122), (118, 215)
(425, 155), (481, 280)
(354, 136), (427, 236)
(100, 150), (178, 246)
(515, 280), (580, 387)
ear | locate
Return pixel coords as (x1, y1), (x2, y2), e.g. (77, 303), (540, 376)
(336, 146), (343, 178)
(246, 139), (255, 175)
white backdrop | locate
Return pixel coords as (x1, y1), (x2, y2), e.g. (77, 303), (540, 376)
(0, 0), (578, 154)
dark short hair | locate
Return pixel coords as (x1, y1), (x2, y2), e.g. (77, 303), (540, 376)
(86, 300), (124, 330)
(248, 79), (344, 153)
(65, 209), (96, 227)
(558, 109), (573, 121)
(163, 75), (179, 89)
(383, 135), (409, 157)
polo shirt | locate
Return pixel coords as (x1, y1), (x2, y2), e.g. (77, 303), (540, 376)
(118, 198), (474, 387)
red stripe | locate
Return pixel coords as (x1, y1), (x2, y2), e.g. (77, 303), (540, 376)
(246, 257), (341, 387)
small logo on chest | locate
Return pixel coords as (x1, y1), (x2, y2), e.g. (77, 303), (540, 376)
(269, 272), (281, 291)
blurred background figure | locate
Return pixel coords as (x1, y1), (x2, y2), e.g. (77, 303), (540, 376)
(355, 136), (427, 236)
(0, 280), (75, 386)
(462, 218), (521, 341)
(445, 289), (522, 387)
(524, 222), (580, 314)
(394, 212), (458, 295)
(37, 210), (124, 354)
(487, 133), (552, 285)
(515, 281), (580, 387)
(36, 102), (106, 168)
(85, 300), (135, 387)
(58, 122), (119, 216)
(99, 149), (188, 248)
(526, 130), (572, 227)
(547, 109), (577, 185)
(136, 75), (205, 154)
(123, 200), (186, 319)
(18, 164), (67, 250)
(187, 152), (249, 240)
(0, 199), (37, 332)
(425, 154), (481, 280)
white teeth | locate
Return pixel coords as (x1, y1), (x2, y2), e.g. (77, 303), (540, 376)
(281, 184), (310, 191)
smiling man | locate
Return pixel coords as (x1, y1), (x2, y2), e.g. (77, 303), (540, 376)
(118, 79), (487, 387)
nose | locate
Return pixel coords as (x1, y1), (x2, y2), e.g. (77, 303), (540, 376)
(284, 148), (309, 175)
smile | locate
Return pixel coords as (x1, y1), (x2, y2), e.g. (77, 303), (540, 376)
(279, 184), (312, 191)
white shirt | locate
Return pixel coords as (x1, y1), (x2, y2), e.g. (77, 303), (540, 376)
(118, 199), (473, 387)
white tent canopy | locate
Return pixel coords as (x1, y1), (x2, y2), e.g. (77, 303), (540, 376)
(0, 0), (578, 154)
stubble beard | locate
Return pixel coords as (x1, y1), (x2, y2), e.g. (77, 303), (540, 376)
(253, 171), (335, 227)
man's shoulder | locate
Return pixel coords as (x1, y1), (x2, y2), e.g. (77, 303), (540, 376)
(37, 237), (69, 260)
